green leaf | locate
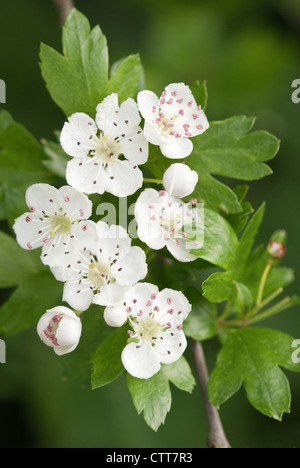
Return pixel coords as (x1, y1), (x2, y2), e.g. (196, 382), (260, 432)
(183, 288), (218, 340)
(190, 80), (208, 111)
(146, 115), (279, 214)
(91, 325), (128, 389)
(127, 370), (172, 432)
(0, 270), (63, 336)
(127, 357), (196, 431)
(202, 272), (234, 304)
(233, 281), (253, 319)
(40, 9), (142, 117)
(191, 208), (239, 270)
(41, 138), (71, 178)
(208, 328), (300, 420)
(162, 356), (196, 394)
(108, 54), (143, 104)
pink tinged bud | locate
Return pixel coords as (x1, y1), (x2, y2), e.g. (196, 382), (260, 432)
(268, 241), (286, 259)
(25, 216), (32, 223)
(64, 196), (70, 203)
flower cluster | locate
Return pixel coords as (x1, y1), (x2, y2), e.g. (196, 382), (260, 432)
(13, 83), (208, 379)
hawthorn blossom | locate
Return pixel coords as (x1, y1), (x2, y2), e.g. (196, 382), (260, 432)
(56, 222), (148, 311)
(120, 283), (191, 379)
(137, 82), (209, 159)
(13, 184), (97, 268)
(104, 305), (128, 327)
(163, 163), (198, 198)
(37, 306), (82, 356)
(135, 188), (202, 263)
(60, 93), (148, 197)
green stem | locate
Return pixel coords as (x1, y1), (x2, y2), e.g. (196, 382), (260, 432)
(247, 287), (283, 318)
(256, 261), (274, 307)
(143, 178), (163, 185)
(220, 296), (293, 328)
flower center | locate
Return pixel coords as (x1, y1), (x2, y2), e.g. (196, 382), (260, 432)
(160, 213), (182, 239)
(155, 112), (180, 136)
(95, 136), (120, 164)
(88, 262), (113, 289)
(136, 317), (162, 342)
(50, 213), (72, 236)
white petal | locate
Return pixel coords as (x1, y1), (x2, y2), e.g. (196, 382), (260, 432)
(137, 90), (159, 121)
(66, 156), (106, 195)
(58, 186), (93, 219)
(124, 283), (159, 317)
(26, 184), (60, 215)
(154, 288), (192, 325)
(63, 280), (94, 311)
(153, 329), (187, 365)
(95, 222), (131, 262)
(56, 314), (82, 347)
(143, 121), (163, 145)
(13, 212), (51, 250)
(60, 113), (97, 158)
(160, 136), (193, 159)
(104, 305), (128, 327)
(93, 282), (129, 307)
(118, 127), (149, 165)
(121, 342), (161, 379)
(106, 160), (143, 197)
(166, 238), (197, 263)
(112, 246), (147, 286)
(72, 220), (99, 252)
(96, 95), (141, 139)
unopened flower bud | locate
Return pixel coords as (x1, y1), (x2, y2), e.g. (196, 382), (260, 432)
(268, 240), (286, 260)
(267, 230), (287, 260)
(104, 305), (128, 327)
(163, 163), (198, 199)
(37, 306), (82, 356)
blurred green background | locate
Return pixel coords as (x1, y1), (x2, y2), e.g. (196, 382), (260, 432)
(0, 0), (300, 448)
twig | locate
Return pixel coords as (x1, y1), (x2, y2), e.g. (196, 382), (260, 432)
(53, 0), (74, 26)
(190, 339), (231, 448)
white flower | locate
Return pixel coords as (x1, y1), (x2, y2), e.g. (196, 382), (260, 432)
(120, 283), (191, 379)
(104, 305), (128, 327)
(163, 163), (198, 198)
(56, 222), (148, 312)
(135, 188), (201, 263)
(37, 306), (82, 356)
(137, 82), (209, 159)
(60, 93), (148, 197)
(13, 184), (97, 268)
